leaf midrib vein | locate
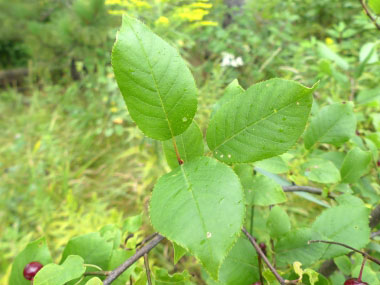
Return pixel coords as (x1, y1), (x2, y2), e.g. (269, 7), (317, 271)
(128, 20), (175, 137)
(214, 96), (305, 150)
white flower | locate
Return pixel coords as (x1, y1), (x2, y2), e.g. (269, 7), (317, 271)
(220, 52), (244, 68)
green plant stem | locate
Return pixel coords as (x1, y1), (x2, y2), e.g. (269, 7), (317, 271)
(308, 240), (380, 266)
(257, 255), (264, 285)
(84, 271), (111, 276)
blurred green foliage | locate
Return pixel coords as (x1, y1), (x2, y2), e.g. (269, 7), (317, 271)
(1, 0), (380, 283)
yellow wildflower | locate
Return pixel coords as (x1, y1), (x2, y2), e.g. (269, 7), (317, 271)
(105, 0), (121, 5)
(190, 2), (212, 9)
(155, 16), (170, 26)
(325, 37), (334, 45)
(199, 20), (217, 26)
(110, 107), (119, 113)
(108, 9), (126, 15)
(113, 118), (123, 124)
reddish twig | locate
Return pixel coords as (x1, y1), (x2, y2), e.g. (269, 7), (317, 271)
(359, 0), (380, 31)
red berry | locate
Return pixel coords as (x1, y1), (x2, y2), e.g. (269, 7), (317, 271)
(377, 160), (380, 167)
(259, 242), (267, 255)
(344, 278), (368, 285)
(23, 261), (43, 280)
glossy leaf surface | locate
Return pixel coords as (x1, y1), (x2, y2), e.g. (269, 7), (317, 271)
(34, 255), (85, 285)
(112, 16), (197, 140)
(150, 157), (245, 279)
(207, 78), (315, 163)
(304, 103), (356, 148)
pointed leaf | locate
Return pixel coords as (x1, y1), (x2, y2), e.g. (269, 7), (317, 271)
(211, 79), (244, 118)
(275, 228), (327, 267)
(312, 198), (370, 259)
(112, 16), (197, 140)
(207, 78), (315, 163)
(150, 157), (245, 279)
(61, 232), (113, 271)
(267, 206), (291, 238)
(301, 158), (341, 184)
(34, 255), (85, 285)
(304, 103), (357, 149)
(219, 236), (259, 285)
(173, 243), (187, 264)
(9, 237), (53, 285)
(163, 121), (204, 169)
(245, 174), (287, 206)
(340, 147), (372, 183)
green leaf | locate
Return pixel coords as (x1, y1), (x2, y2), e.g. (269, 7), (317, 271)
(149, 157), (245, 279)
(301, 158), (341, 184)
(254, 156), (289, 174)
(267, 206), (291, 238)
(173, 243), (187, 264)
(359, 42), (378, 64)
(317, 42), (349, 70)
(9, 237), (53, 285)
(112, 16), (197, 140)
(245, 174), (287, 206)
(107, 249), (135, 285)
(275, 228), (327, 267)
(163, 121), (204, 169)
(356, 87), (380, 104)
(61, 232), (113, 271)
(85, 277), (103, 285)
(352, 258), (380, 284)
(312, 200), (370, 259)
(154, 268), (192, 285)
(333, 256), (352, 275)
(219, 236), (259, 285)
(304, 103), (356, 149)
(369, 0), (380, 14)
(34, 255), (86, 285)
(211, 79), (245, 118)
(207, 78), (315, 163)
(340, 147), (372, 183)
(122, 213), (143, 233)
(100, 224), (122, 249)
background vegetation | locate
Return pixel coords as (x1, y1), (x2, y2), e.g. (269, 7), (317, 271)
(1, 0), (379, 283)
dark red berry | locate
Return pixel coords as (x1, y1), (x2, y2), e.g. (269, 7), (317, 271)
(377, 160), (380, 167)
(23, 261), (43, 280)
(344, 278), (368, 285)
(259, 242), (267, 255)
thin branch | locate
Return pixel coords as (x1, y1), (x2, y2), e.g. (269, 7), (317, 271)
(103, 234), (165, 285)
(308, 240), (380, 266)
(136, 233), (159, 248)
(282, 185), (335, 199)
(242, 227), (286, 285)
(359, 0), (380, 31)
(144, 254), (152, 285)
